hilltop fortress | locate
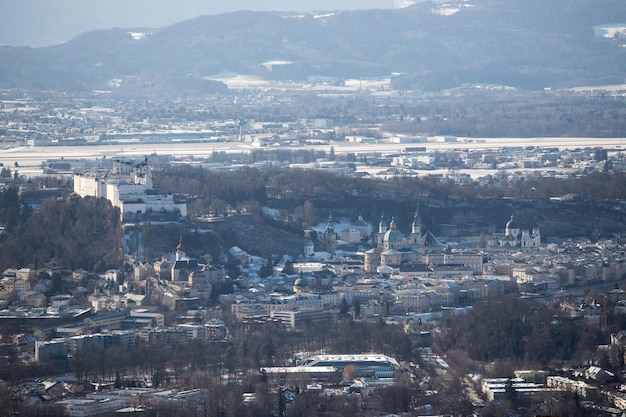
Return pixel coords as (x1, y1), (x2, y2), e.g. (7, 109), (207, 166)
(73, 158), (186, 221)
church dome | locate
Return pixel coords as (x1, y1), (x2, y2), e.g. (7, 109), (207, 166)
(383, 228), (404, 242)
(304, 239), (314, 248)
(293, 274), (310, 288)
(383, 216), (403, 242)
(378, 214), (387, 229)
(354, 215), (369, 227)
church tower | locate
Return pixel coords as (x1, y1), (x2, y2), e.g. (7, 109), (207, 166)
(304, 231), (315, 257)
(175, 236), (186, 261)
(411, 204), (422, 249)
(377, 213), (388, 246)
(323, 213), (337, 256)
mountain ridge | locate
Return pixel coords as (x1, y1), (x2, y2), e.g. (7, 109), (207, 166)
(1, 0), (625, 93)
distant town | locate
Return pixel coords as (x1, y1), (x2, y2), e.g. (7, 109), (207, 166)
(1, 87), (626, 417)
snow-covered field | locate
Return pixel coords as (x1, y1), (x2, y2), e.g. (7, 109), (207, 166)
(206, 73), (392, 91)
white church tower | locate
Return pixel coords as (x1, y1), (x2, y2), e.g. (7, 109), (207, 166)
(377, 213), (388, 246)
(410, 204), (422, 249)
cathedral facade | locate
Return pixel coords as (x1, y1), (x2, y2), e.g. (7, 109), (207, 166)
(363, 206), (423, 273)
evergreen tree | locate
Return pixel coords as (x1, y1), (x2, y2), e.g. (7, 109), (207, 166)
(339, 298), (350, 318)
(352, 297), (361, 318)
(282, 260), (295, 275)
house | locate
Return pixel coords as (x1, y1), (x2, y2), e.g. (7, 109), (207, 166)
(547, 376), (599, 399)
(229, 246), (250, 264)
(584, 366), (614, 383)
(480, 279), (506, 298)
(72, 269), (89, 282)
(611, 330), (626, 346)
(171, 259), (198, 282)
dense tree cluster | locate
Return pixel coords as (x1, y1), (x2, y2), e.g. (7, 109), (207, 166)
(434, 297), (603, 371)
(0, 195), (123, 273)
(154, 165), (267, 217)
(0, 186), (29, 233)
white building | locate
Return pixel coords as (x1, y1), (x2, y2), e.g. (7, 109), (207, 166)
(298, 353), (399, 378)
(55, 398), (130, 417)
(486, 214), (541, 249)
(73, 158), (186, 221)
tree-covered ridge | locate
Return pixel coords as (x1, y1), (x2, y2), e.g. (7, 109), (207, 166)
(153, 165), (626, 239)
(0, 195), (123, 273)
(155, 165), (626, 211)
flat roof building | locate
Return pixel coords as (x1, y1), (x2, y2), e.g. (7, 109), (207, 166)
(298, 353), (399, 378)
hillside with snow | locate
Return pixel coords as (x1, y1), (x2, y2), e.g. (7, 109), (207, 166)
(1, 0), (625, 92)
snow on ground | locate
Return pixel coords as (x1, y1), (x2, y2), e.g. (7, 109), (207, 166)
(593, 24), (626, 39)
(261, 209), (357, 236)
(312, 217), (355, 234)
(205, 72), (391, 91)
(433, 7), (460, 16)
(396, 1), (417, 8)
(432, 2), (473, 16)
(127, 32), (149, 40)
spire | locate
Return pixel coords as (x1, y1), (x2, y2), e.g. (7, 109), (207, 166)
(505, 213), (517, 236)
(176, 236), (185, 261)
(412, 204), (422, 233)
(389, 216), (397, 230)
(325, 212), (335, 234)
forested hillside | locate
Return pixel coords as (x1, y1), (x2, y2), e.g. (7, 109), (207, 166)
(154, 165), (626, 243)
(0, 195), (123, 273)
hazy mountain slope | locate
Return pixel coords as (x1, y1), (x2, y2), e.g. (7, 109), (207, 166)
(0, 0), (624, 92)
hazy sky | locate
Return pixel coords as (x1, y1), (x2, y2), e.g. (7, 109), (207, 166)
(0, 0), (405, 47)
